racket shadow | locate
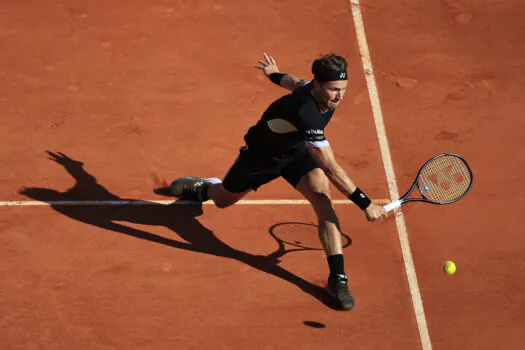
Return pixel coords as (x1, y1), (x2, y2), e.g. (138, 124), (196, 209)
(268, 221), (352, 253)
(19, 151), (346, 310)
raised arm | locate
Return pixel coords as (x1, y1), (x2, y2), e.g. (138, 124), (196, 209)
(254, 53), (307, 91)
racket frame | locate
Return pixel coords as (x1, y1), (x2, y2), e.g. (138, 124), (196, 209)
(268, 222), (352, 255)
(384, 153), (473, 212)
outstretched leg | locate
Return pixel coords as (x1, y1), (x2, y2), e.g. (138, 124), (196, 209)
(206, 182), (251, 208)
(169, 176), (251, 208)
(168, 145), (284, 209)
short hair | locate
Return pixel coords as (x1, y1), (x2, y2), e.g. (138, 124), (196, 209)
(311, 53), (348, 83)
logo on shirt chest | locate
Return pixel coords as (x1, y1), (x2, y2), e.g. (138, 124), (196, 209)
(306, 129), (323, 135)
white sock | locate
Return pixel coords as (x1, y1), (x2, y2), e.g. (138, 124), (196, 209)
(203, 177), (222, 184)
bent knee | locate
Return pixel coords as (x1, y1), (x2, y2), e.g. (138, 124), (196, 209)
(307, 187), (336, 216)
(310, 191), (333, 209)
(308, 180), (332, 205)
(298, 169), (330, 195)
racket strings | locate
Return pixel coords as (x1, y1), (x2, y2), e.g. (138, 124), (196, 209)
(417, 155), (472, 203)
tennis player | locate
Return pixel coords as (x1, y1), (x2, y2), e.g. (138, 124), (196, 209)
(167, 53), (387, 310)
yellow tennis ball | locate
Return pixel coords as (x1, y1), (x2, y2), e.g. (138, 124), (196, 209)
(443, 261), (456, 275)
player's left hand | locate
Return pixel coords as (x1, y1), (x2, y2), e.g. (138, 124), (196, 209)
(254, 53), (280, 77)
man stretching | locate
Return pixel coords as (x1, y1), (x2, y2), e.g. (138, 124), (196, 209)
(168, 53), (387, 310)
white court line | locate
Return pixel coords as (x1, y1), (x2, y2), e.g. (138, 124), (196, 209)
(349, 1), (433, 350)
(0, 199), (389, 207)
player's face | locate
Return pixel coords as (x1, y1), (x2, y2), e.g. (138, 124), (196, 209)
(315, 80), (348, 110)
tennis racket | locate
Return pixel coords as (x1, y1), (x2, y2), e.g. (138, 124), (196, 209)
(384, 153), (473, 212)
(267, 222), (351, 261)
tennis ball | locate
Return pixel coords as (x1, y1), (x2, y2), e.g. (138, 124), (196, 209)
(443, 261), (456, 275)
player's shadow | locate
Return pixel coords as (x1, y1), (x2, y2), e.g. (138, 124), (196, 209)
(19, 151), (342, 310)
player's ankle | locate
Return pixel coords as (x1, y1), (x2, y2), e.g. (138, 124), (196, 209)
(327, 254), (345, 278)
(198, 183), (210, 202)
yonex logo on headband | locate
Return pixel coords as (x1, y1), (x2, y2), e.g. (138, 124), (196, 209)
(314, 70), (348, 82)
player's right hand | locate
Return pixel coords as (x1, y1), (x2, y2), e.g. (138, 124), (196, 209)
(364, 202), (387, 222)
(254, 53), (279, 77)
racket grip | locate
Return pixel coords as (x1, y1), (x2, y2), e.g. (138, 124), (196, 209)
(384, 200), (401, 212)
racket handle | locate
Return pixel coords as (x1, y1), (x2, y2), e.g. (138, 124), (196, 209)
(384, 200), (402, 212)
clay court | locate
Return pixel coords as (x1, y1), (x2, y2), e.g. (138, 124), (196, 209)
(1, 0), (524, 349)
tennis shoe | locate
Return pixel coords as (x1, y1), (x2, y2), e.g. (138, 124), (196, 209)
(326, 274), (355, 310)
(169, 176), (220, 202)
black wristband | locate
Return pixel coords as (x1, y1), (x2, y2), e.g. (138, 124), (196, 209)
(269, 73), (286, 86)
(348, 187), (372, 210)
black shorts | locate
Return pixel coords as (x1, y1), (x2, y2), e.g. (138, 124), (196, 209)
(222, 145), (320, 193)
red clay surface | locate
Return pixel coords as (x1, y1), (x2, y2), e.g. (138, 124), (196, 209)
(1, 204), (420, 349)
(362, 0), (525, 349)
(1, 0), (524, 349)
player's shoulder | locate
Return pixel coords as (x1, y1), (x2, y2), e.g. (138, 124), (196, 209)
(289, 81), (315, 105)
(292, 80), (313, 95)
(263, 81), (315, 118)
